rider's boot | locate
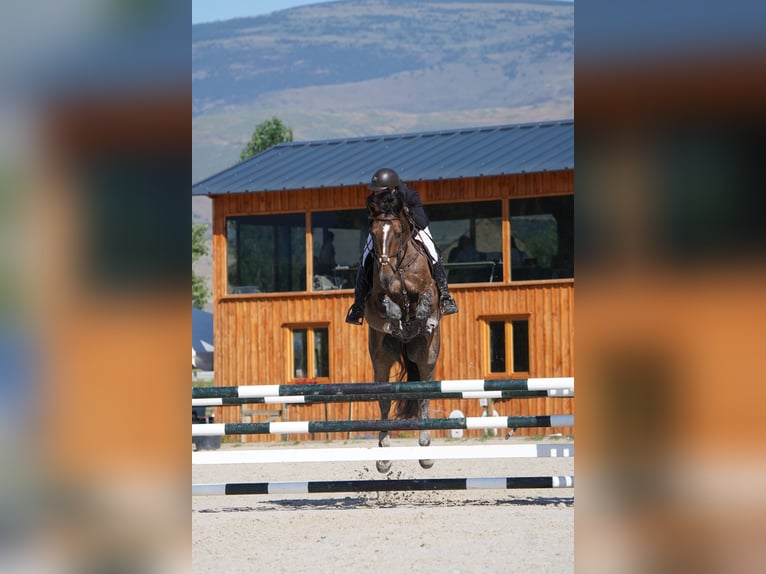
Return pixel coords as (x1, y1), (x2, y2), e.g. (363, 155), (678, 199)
(432, 260), (458, 316)
(345, 257), (373, 325)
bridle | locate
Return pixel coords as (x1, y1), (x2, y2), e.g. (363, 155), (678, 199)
(369, 213), (418, 273)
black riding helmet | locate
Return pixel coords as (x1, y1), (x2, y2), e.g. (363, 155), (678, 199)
(369, 168), (400, 191)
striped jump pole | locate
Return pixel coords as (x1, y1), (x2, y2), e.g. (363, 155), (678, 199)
(193, 475), (574, 496)
(192, 388), (574, 407)
(192, 414), (574, 437)
(192, 377), (574, 400)
(192, 442), (574, 465)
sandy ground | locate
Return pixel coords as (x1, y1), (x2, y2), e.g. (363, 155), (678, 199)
(192, 436), (574, 574)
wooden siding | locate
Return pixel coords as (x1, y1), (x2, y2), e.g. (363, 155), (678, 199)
(209, 171), (574, 443)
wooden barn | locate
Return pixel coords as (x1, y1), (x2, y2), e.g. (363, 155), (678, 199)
(192, 119), (574, 442)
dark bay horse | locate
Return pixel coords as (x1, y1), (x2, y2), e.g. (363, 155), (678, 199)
(364, 192), (441, 473)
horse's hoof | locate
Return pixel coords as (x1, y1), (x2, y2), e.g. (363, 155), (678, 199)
(376, 460), (392, 474)
(419, 459), (434, 469)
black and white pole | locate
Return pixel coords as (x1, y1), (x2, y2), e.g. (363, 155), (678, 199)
(192, 388), (573, 407)
(192, 414), (574, 437)
(192, 377), (574, 400)
(192, 475), (574, 496)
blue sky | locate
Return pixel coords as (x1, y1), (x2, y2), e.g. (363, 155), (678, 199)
(192, 0), (338, 24)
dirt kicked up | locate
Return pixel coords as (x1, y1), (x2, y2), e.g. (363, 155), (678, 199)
(193, 437), (574, 574)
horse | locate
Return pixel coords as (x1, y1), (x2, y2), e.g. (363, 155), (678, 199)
(363, 191), (442, 473)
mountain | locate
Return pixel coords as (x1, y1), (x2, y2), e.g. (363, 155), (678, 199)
(192, 0), (573, 186)
(191, 0), (573, 306)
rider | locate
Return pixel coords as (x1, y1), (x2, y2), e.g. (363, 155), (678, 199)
(345, 167), (459, 325)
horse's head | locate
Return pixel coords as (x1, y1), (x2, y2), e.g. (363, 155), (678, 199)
(368, 192), (412, 289)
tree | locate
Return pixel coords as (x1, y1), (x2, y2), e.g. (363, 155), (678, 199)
(192, 222), (211, 309)
(240, 116), (293, 161)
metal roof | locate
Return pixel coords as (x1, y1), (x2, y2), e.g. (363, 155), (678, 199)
(192, 118), (573, 196)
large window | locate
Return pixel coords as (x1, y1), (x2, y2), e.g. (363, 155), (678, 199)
(311, 209), (368, 291)
(226, 214), (306, 294)
(485, 318), (530, 376)
(290, 326), (329, 380)
(223, 194), (572, 295)
(509, 195), (573, 281)
(428, 201), (503, 284)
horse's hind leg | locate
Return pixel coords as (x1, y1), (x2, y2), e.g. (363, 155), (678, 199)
(406, 333), (439, 470)
(418, 399), (434, 469)
(377, 398), (392, 474)
(369, 330), (399, 474)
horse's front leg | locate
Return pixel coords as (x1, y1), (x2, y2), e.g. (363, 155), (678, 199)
(414, 289), (434, 321)
(418, 399), (434, 469)
(414, 288), (439, 333)
(381, 295), (402, 335)
(377, 398), (392, 474)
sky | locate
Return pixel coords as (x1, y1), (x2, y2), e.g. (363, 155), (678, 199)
(192, 0), (338, 24)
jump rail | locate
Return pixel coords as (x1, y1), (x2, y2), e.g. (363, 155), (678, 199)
(192, 377), (575, 399)
(192, 388), (573, 407)
(191, 379), (575, 498)
(192, 442), (574, 465)
(193, 475), (574, 496)
(192, 415), (574, 437)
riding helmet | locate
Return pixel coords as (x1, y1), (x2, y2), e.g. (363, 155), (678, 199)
(369, 168), (400, 191)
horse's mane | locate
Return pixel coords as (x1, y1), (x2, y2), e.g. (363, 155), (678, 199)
(368, 192), (418, 235)
(368, 190), (403, 216)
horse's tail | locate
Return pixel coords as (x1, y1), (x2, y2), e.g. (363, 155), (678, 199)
(393, 347), (421, 419)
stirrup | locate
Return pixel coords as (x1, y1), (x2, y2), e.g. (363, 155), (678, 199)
(440, 296), (458, 316)
(345, 304), (365, 325)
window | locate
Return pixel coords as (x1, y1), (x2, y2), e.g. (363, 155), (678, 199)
(226, 214), (306, 294)
(290, 326), (329, 380)
(311, 209), (368, 291)
(509, 195), (573, 281)
(484, 318), (529, 376)
(428, 201), (503, 284)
